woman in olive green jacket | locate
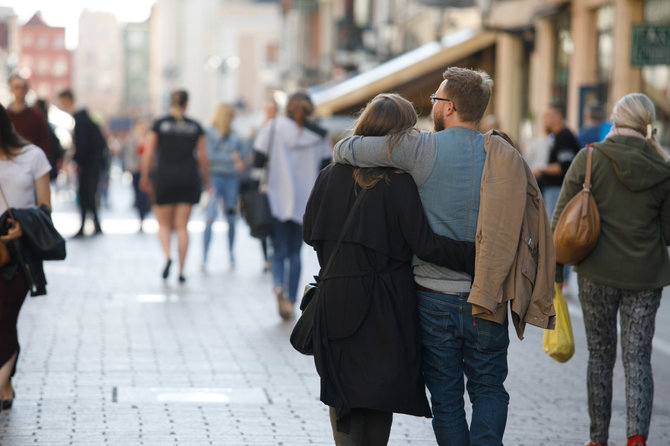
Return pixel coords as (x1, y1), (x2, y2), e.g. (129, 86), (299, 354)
(552, 93), (670, 446)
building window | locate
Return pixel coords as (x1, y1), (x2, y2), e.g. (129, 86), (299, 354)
(22, 33), (33, 49)
(642, 0), (670, 149)
(552, 10), (572, 106)
(266, 43), (278, 64)
(36, 35), (48, 49)
(37, 57), (50, 75)
(53, 36), (64, 49)
(52, 58), (68, 77)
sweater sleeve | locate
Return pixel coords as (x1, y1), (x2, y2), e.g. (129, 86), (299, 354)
(333, 132), (437, 186)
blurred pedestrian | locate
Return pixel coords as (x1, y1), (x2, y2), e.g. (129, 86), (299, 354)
(534, 102), (581, 219)
(202, 103), (245, 269)
(34, 99), (64, 181)
(6, 75), (51, 160)
(58, 89), (108, 237)
(479, 113), (499, 133)
(140, 90), (210, 282)
(243, 98), (278, 272)
(553, 93), (670, 446)
(0, 104), (52, 414)
(303, 93), (476, 446)
(253, 92), (331, 319)
(123, 119), (151, 232)
(333, 67), (556, 446)
(578, 101), (611, 147)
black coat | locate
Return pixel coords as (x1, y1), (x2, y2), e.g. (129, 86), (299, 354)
(303, 164), (475, 420)
(0, 206), (66, 296)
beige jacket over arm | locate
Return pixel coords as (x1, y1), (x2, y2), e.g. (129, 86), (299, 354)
(469, 131), (556, 339)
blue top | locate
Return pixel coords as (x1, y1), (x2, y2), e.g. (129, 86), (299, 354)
(205, 126), (243, 176)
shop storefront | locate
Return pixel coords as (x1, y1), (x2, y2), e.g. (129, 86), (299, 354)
(641, 0), (670, 149)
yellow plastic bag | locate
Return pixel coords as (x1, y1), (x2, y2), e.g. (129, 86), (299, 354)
(542, 283), (575, 362)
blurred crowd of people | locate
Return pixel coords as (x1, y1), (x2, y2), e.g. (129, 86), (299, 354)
(2, 65), (669, 446)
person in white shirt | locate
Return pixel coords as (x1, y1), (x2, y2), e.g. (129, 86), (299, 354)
(252, 92), (332, 320)
(0, 104), (52, 413)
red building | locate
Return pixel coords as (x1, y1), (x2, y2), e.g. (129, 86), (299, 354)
(18, 12), (71, 101)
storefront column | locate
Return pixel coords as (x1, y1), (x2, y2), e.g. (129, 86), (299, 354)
(494, 32), (523, 142)
(567, 2), (598, 131)
(529, 17), (554, 138)
(610, 0), (642, 105)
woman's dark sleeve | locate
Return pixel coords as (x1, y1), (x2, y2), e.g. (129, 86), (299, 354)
(302, 169), (326, 247)
(394, 175), (475, 276)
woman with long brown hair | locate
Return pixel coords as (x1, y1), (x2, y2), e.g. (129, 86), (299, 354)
(302, 94), (476, 445)
(253, 92), (331, 319)
(140, 90), (210, 282)
(0, 104), (52, 413)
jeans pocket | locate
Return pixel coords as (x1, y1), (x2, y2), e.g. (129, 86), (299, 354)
(475, 317), (509, 352)
(418, 297), (456, 346)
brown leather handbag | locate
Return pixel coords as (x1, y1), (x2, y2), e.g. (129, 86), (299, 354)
(553, 146), (600, 265)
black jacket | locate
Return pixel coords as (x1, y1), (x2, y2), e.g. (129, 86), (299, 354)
(303, 164), (475, 421)
(0, 206), (66, 296)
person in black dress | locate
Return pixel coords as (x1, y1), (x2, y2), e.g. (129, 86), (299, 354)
(140, 90), (210, 282)
(302, 94), (476, 445)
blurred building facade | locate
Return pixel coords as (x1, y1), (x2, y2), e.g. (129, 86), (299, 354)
(486, 0), (670, 148)
(280, 0), (483, 91)
(123, 21), (152, 118)
(73, 10), (124, 120)
(150, 0), (281, 124)
(284, 0), (668, 148)
(0, 7), (20, 103)
(15, 12), (71, 103)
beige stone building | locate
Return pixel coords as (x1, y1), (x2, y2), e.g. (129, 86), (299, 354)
(149, 0), (280, 123)
(487, 0), (670, 148)
(298, 0), (668, 148)
(73, 10), (124, 120)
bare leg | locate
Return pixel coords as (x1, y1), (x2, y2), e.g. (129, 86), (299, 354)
(153, 205), (175, 260)
(0, 352), (17, 401)
(174, 203), (193, 278)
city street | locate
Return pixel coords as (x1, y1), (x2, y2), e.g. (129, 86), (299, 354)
(1, 174), (670, 446)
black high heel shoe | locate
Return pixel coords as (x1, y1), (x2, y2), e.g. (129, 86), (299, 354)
(162, 258), (172, 279)
(2, 385), (14, 410)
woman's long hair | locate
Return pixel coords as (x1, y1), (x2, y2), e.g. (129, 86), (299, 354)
(286, 92), (313, 127)
(611, 93), (668, 161)
(209, 103), (235, 137)
(170, 89), (188, 123)
(351, 93), (418, 188)
(0, 104), (28, 159)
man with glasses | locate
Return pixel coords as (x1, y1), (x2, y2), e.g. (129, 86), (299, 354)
(333, 67), (518, 446)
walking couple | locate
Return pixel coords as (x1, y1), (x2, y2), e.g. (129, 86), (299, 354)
(303, 67), (555, 445)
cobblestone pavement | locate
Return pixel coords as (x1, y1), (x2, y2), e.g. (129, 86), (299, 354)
(1, 177), (670, 446)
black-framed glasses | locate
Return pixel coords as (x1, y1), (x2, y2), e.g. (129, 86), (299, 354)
(430, 94), (456, 110)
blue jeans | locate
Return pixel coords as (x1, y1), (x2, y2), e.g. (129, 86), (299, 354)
(418, 290), (509, 446)
(542, 185), (571, 282)
(203, 174), (240, 264)
(271, 220), (302, 302)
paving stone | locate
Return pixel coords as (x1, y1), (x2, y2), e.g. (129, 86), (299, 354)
(1, 178), (669, 445)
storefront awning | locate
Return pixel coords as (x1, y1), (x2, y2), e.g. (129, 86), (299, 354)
(311, 28), (497, 117)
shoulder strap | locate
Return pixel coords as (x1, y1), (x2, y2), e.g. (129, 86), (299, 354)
(319, 188), (367, 279)
(583, 145), (594, 189)
(580, 146), (595, 218)
(0, 183), (16, 220)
